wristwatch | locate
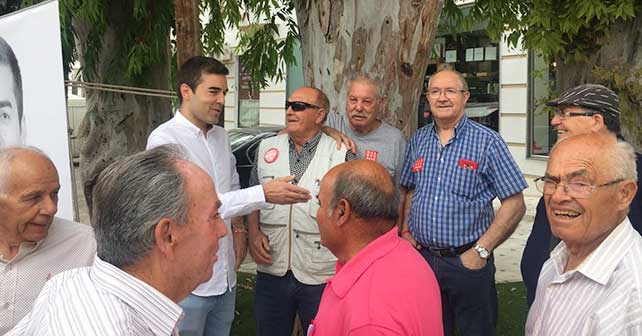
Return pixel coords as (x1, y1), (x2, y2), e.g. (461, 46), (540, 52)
(474, 244), (490, 259)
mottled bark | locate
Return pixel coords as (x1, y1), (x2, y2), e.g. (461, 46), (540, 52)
(556, 14), (642, 150)
(294, 0), (444, 137)
(74, 3), (172, 213)
(174, 0), (201, 67)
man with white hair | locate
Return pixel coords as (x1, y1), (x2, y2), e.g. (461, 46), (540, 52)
(9, 145), (228, 335)
(324, 76), (406, 183)
(0, 147), (95, 334)
(526, 134), (642, 335)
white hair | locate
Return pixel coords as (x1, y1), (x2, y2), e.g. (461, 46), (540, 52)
(607, 140), (638, 182)
(0, 146), (52, 197)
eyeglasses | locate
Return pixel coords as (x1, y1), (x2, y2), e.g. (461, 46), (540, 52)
(534, 176), (624, 199)
(554, 109), (598, 120)
(286, 101), (321, 112)
(427, 88), (467, 99)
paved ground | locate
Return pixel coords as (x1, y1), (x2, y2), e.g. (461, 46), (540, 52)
(74, 165), (541, 283)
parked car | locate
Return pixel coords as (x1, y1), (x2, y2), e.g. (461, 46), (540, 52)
(228, 126), (281, 188)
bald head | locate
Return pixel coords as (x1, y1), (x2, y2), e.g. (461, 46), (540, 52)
(0, 146), (55, 197)
(551, 133), (636, 183)
(326, 160), (398, 222)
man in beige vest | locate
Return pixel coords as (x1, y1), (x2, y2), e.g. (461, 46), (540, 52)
(247, 87), (356, 336)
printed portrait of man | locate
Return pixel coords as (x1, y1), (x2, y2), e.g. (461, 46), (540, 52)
(0, 35), (24, 148)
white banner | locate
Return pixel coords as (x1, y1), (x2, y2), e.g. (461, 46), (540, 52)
(0, 0), (74, 220)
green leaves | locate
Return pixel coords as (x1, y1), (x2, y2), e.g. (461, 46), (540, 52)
(443, 0), (639, 64)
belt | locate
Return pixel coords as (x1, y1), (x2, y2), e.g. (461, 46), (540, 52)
(421, 241), (476, 257)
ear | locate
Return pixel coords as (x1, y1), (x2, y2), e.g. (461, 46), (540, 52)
(591, 113), (606, 131)
(462, 90), (471, 105)
(335, 199), (351, 227)
(155, 218), (179, 258)
(616, 180), (638, 211)
(179, 83), (194, 102)
(316, 108), (327, 125)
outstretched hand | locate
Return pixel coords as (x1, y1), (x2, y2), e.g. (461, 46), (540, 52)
(262, 176), (311, 204)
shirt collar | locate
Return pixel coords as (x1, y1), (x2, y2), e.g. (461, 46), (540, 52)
(288, 130), (323, 152)
(428, 114), (469, 141)
(550, 217), (633, 285)
(328, 227), (400, 298)
(175, 110), (217, 137)
(0, 240), (43, 264)
(91, 255), (183, 335)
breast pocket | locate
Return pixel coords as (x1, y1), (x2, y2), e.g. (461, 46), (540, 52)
(295, 230), (336, 276)
(449, 167), (480, 200)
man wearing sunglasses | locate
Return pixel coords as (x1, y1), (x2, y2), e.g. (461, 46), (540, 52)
(247, 87), (356, 336)
(323, 76), (407, 184)
(526, 133), (642, 335)
(146, 56), (312, 336)
(521, 84), (642, 307)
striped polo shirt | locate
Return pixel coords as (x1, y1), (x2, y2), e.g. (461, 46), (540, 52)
(7, 256), (182, 336)
(526, 218), (642, 335)
(400, 116), (527, 247)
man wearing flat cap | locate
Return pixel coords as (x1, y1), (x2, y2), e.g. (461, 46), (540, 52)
(521, 84), (642, 306)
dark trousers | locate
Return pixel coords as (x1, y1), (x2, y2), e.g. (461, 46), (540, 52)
(419, 249), (498, 336)
(254, 271), (325, 336)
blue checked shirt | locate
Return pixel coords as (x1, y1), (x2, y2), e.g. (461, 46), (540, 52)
(400, 116), (527, 247)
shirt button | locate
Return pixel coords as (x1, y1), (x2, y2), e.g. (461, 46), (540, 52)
(434, 196), (438, 201)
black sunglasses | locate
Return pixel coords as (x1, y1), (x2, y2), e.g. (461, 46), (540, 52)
(285, 101), (321, 112)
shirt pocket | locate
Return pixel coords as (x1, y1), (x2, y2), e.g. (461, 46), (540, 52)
(449, 167), (480, 199)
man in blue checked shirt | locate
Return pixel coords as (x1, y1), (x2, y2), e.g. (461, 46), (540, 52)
(399, 69), (527, 336)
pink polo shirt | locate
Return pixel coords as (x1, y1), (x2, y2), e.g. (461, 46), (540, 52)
(308, 228), (443, 336)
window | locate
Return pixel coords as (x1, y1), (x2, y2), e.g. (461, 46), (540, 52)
(418, 30), (500, 131)
(238, 55), (261, 128)
(528, 53), (557, 157)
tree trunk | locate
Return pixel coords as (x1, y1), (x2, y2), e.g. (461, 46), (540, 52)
(74, 3), (172, 214)
(174, 0), (201, 67)
(294, 0), (444, 137)
(556, 13), (642, 151)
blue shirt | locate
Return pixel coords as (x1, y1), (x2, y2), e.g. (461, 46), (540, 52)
(400, 116), (527, 247)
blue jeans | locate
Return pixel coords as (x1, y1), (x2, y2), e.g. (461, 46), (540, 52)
(419, 249), (497, 336)
(178, 288), (236, 336)
(254, 271), (325, 336)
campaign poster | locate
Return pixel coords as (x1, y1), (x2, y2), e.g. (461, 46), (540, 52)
(0, 0), (75, 220)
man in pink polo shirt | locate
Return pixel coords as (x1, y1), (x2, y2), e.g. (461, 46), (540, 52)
(310, 160), (443, 335)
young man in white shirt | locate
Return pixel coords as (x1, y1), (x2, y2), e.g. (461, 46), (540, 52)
(147, 56), (311, 336)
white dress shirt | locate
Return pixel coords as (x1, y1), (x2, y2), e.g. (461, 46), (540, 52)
(526, 217), (642, 335)
(0, 217), (95, 334)
(146, 111), (267, 296)
(8, 256), (182, 336)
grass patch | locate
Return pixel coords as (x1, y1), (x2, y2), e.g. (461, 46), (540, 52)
(232, 273), (528, 336)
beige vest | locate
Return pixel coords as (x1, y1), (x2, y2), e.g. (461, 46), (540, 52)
(256, 133), (347, 285)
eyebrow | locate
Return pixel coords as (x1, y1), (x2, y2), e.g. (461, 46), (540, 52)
(544, 169), (589, 182)
(208, 86), (229, 94)
(0, 100), (12, 108)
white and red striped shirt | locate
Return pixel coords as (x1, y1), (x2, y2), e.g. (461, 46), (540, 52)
(527, 217), (642, 335)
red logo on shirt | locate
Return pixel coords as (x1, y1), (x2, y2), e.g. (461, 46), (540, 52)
(412, 158), (425, 173)
(458, 158), (478, 170)
(364, 150), (379, 161)
(264, 148), (279, 164)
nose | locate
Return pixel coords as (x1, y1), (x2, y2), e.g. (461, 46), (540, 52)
(550, 114), (562, 126)
(216, 218), (227, 239)
(40, 196), (58, 216)
(549, 182), (572, 203)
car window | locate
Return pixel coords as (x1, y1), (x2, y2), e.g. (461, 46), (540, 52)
(229, 133), (255, 151)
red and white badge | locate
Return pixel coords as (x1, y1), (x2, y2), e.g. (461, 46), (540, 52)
(364, 149), (379, 161)
(264, 148), (279, 164)
(412, 157), (425, 173)
(458, 158), (478, 170)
